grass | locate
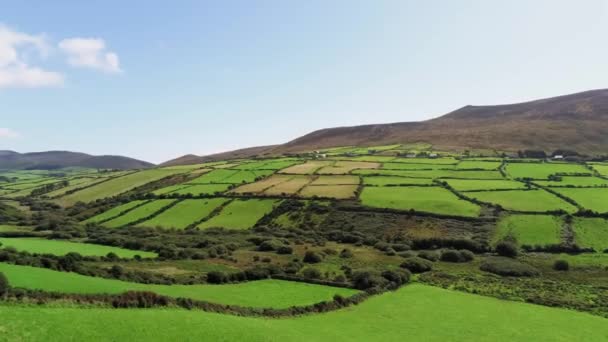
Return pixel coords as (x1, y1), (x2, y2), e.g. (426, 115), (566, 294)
(506, 163), (591, 179)
(444, 179), (527, 191)
(230, 175), (292, 194)
(187, 169), (274, 184)
(552, 188), (608, 213)
(456, 160), (502, 170)
(362, 176), (434, 186)
(1, 284), (606, 341)
(360, 186), (481, 217)
(198, 199), (280, 229)
(493, 215), (563, 246)
(56, 169), (183, 206)
(300, 185), (358, 199)
(589, 163), (608, 176)
(0, 238), (156, 258)
(138, 198), (228, 229)
(279, 161), (333, 174)
(0, 263), (357, 309)
(102, 200), (176, 228)
(310, 175), (360, 185)
(381, 162), (445, 170)
(316, 161), (379, 174)
(263, 176), (312, 195)
(467, 189), (578, 213)
(534, 176), (608, 187)
(83, 200), (148, 224)
(0, 225), (31, 232)
(572, 217), (608, 252)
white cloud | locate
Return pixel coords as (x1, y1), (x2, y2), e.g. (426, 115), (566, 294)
(0, 25), (64, 88)
(59, 38), (121, 73)
(0, 128), (19, 138)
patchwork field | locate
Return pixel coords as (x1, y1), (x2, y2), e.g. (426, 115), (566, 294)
(467, 189), (578, 213)
(0, 263), (356, 308)
(354, 169), (503, 179)
(138, 198), (229, 229)
(506, 162), (591, 179)
(572, 218), (608, 252)
(300, 184), (358, 199)
(263, 176), (312, 195)
(589, 163), (608, 176)
(1, 284), (606, 341)
(444, 179), (527, 191)
(552, 188), (608, 213)
(0, 238), (157, 258)
(230, 174), (293, 194)
(493, 215), (563, 246)
(56, 169), (183, 206)
(83, 200), (148, 224)
(316, 161), (379, 174)
(102, 200), (177, 228)
(197, 199), (280, 229)
(169, 183), (233, 195)
(310, 175), (359, 185)
(360, 186), (481, 217)
(188, 169), (273, 184)
(279, 161), (333, 174)
(455, 160), (502, 170)
(362, 176), (434, 186)
(534, 176), (608, 187)
(233, 159), (301, 170)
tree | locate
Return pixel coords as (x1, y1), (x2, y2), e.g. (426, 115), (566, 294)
(553, 259), (569, 271)
(0, 272), (8, 296)
(496, 241), (518, 258)
(303, 251), (323, 263)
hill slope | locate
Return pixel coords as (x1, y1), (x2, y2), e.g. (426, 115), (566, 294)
(280, 89), (608, 154)
(0, 151), (154, 170)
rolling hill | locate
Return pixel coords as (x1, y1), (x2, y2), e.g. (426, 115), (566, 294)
(0, 151), (154, 170)
(164, 88), (608, 165)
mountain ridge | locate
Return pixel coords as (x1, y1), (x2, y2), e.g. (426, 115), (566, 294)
(0, 150), (154, 170)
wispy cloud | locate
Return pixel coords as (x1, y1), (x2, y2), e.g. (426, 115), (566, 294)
(0, 25), (64, 88)
(59, 38), (121, 73)
(0, 128), (20, 138)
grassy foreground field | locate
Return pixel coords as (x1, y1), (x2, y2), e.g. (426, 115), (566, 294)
(0, 238), (157, 258)
(0, 284), (606, 341)
(467, 189), (577, 213)
(0, 263), (357, 309)
(493, 215), (562, 246)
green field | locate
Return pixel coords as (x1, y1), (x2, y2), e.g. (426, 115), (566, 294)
(506, 163), (591, 179)
(493, 215), (563, 246)
(198, 199), (280, 229)
(187, 169), (273, 184)
(0, 225), (31, 232)
(170, 183), (233, 195)
(0, 263), (355, 309)
(467, 189), (577, 213)
(138, 198), (228, 229)
(83, 200), (148, 224)
(362, 176), (434, 186)
(102, 200), (176, 228)
(360, 186), (481, 217)
(354, 169), (503, 179)
(572, 218), (608, 252)
(381, 162), (445, 170)
(590, 163), (608, 176)
(534, 176), (608, 187)
(445, 179), (527, 191)
(0, 238), (156, 258)
(56, 169), (184, 206)
(1, 284), (606, 341)
(552, 188), (608, 213)
(456, 160), (502, 170)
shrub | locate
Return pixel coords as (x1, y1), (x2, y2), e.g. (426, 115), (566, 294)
(495, 241), (518, 258)
(206, 271), (228, 284)
(553, 259), (569, 271)
(400, 257), (433, 273)
(351, 270), (388, 290)
(381, 269), (411, 286)
(276, 246), (293, 255)
(417, 250), (439, 262)
(301, 267), (322, 279)
(258, 239), (284, 252)
(440, 250), (462, 262)
(339, 249), (354, 258)
(480, 257), (539, 277)
(303, 251), (323, 263)
(0, 272), (8, 296)
(459, 249), (475, 262)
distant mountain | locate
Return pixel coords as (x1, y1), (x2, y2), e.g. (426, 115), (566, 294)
(162, 89), (608, 166)
(0, 151), (154, 170)
(279, 89), (608, 155)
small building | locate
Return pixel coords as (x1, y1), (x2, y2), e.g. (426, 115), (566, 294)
(553, 155), (564, 160)
(428, 153), (438, 158)
(405, 153), (416, 158)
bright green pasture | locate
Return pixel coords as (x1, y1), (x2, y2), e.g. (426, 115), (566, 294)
(362, 176), (434, 186)
(389, 157), (459, 165)
(360, 186), (481, 217)
(456, 160), (502, 170)
(444, 179), (527, 191)
(1, 284), (606, 341)
(535, 176), (608, 187)
(552, 188), (608, 213)
(102, 200), (176, 228)
(234, 159), (300, 170)
(0, 238), (156, 258)
(354, 169), (503, 179)
(572, 217), (608, 252)
(493, 215), (563, 246)
(138, 198), (228, 229)
(0, 225), (31, 232)
(44, 177), (108, 198)
(381, 163), (445, 170)
(506, 162), (590, 179)
(187, 169), (273, 184)
(0, 263), (355, 309)
(151, 184), (190, 195)
(56, 169), (184, 206)
(467, 189), (577, 213)
(171, 183), (232, 195)
(198, 199), (280, 229)
(83, 200), (147, 224)
(589, 163), (608, 176)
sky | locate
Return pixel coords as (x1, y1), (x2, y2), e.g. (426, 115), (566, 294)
(1, 0), (607, 164)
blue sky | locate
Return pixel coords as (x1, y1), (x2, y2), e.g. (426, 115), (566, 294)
(1, 1), (607, 163)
